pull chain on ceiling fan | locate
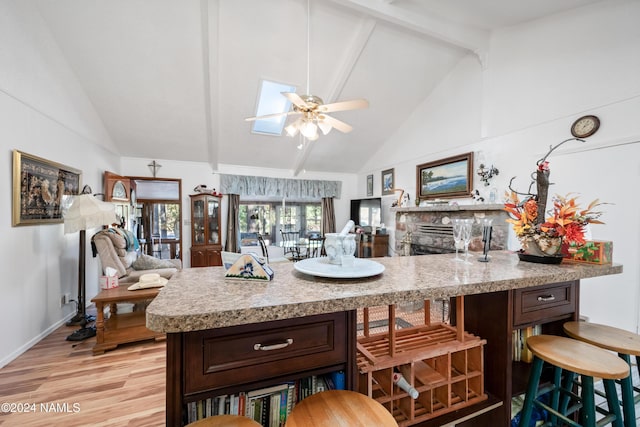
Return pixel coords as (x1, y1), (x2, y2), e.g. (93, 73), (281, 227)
(245, 0), (368, 141)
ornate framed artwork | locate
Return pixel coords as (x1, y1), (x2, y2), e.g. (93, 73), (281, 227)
(12, 150), (82, 226)
(366, 174), (373, 197)
(381, 168), (394, 195)
(416, 152), (473, 199)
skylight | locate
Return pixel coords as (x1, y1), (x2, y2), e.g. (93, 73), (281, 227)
(251, 80), (296, 136)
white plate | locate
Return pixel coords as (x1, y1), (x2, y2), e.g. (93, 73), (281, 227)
(294, 257), (385, 279)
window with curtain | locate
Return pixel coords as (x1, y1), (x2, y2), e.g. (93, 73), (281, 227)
(239, 200), (322, 246)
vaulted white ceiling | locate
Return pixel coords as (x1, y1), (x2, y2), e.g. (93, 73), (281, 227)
(36, 0), (602, 174)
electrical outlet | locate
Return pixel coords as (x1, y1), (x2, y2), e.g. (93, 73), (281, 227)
(60, 295), (65, 308)
(61, 293), (72, 307)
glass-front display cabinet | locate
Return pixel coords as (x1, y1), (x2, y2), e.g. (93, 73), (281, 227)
(190, 194), (222, 267)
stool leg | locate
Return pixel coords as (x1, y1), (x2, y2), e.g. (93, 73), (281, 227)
(549, 366), (563, 425)
(580, 375), (597, 427)
(618, 353), (636, 427)
(519, 357), (544, 427)
(560, 371), (577, 417)
(603, 379), (624, 427)
(635, 355), (640, 404)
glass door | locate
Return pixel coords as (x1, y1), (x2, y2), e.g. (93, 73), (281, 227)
(132, 177), (182, 261)
(141, 202), (181, 259)
(207, 197), (220, 245)
(193, 199), (205, 244)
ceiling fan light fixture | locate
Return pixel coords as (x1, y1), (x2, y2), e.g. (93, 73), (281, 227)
(300, 120), (318, 140)
(285, 123), (299, 137)
(243, 0), (368, 140)
(317, 120), (332, 135)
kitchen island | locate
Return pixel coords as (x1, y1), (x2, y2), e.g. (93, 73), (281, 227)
(147, 251), (622, 426)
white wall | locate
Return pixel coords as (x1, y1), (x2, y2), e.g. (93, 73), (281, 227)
(121, 158), (358, 267)
(0, 1), (120, 367)
(358, 0), (640, 332)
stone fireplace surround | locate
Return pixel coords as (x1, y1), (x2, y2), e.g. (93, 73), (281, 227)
(393, 204), (509, 255)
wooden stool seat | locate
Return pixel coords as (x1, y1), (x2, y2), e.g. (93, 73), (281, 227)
(527, 335), (630, 380)
(564, 321), (640, 427)
(185, 414), (262, 427)
(285, 390), (398, 427)
(564, 321), (640, 356)
(518, 335), (629, 427)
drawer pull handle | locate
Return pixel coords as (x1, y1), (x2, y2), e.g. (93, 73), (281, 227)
(537, 294), (555, 302)
(254, 338), (294, 351)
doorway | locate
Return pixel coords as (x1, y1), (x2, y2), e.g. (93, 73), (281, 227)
(103, 172), (182, 262)
(133, 178), (182, 261)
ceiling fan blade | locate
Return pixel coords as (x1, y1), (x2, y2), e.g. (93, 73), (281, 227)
(245, 111), (299, 122)
(319, 114), (353, 133)
(281, 92), (308, 109)
(318, 99), (369, 113)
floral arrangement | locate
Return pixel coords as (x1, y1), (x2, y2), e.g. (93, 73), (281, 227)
(504, 137), (606, 256)
(504, 192), (604, 248)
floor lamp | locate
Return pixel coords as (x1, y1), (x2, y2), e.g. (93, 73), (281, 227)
(63, 188), (117, 341)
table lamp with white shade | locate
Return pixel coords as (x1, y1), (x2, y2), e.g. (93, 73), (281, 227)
(63, 185), (118, 341)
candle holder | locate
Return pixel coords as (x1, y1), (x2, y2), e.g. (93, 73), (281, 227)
(478, 218), (493, 262)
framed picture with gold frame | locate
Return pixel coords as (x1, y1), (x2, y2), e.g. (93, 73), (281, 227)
(12, 150), (82, 226)
(416, 152), (473, 199)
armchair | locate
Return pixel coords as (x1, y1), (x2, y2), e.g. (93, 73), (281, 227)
(92, 228), (181, 285)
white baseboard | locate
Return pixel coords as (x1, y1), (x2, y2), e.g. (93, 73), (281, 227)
(0, 312), (76, 369)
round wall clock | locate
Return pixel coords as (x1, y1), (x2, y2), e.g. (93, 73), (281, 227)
(570, 115), (600, 138)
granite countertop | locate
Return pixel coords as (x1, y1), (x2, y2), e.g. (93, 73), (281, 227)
(146, 251), (622, 333)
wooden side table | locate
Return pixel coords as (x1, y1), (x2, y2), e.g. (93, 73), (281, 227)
(91, 286), (165, 355)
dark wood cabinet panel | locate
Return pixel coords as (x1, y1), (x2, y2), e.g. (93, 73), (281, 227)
(166, 311), (357, 426)
(513, 281), (576, 327)
(460, 280), (579, 426)
(184, 313), (347, 395)
(357, 233), (389, 258)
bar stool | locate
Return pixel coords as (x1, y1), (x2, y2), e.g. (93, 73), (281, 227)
(185, 415), (262, 427)
(285, 390), (398, 427)
(564, 321), (640, 427)
(518, 335), (629, 427)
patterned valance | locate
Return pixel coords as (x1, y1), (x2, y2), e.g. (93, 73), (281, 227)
(220, 174), (341, 199)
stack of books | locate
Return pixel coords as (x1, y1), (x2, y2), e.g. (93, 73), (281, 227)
(513, 325), (542, 363)
(185, 371), (345, 426)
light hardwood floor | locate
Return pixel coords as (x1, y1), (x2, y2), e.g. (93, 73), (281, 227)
(0, 317), (166, 427)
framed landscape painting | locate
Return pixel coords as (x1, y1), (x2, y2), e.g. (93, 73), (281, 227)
(12, 150), (82, 226)
(416, 152), (473, 199)
(381, 168), (394, 195)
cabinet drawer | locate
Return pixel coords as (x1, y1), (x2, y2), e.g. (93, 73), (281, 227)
(513, 281), (577, 327)
(184, 312), (347, 395)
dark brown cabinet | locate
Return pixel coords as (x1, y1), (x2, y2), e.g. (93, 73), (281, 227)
(166, 311), (357, 426)
(460, 280), (579, 426)
(190, 194), (222, 267)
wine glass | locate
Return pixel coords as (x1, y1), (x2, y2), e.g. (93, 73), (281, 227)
(462, 219), (473, 262)
(452, 219), (463, 262)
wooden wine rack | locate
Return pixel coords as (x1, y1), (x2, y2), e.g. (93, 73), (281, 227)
(356, 300), (487, 426)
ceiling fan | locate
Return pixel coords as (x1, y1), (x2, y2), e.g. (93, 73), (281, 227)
(245, 0), (368, 141)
